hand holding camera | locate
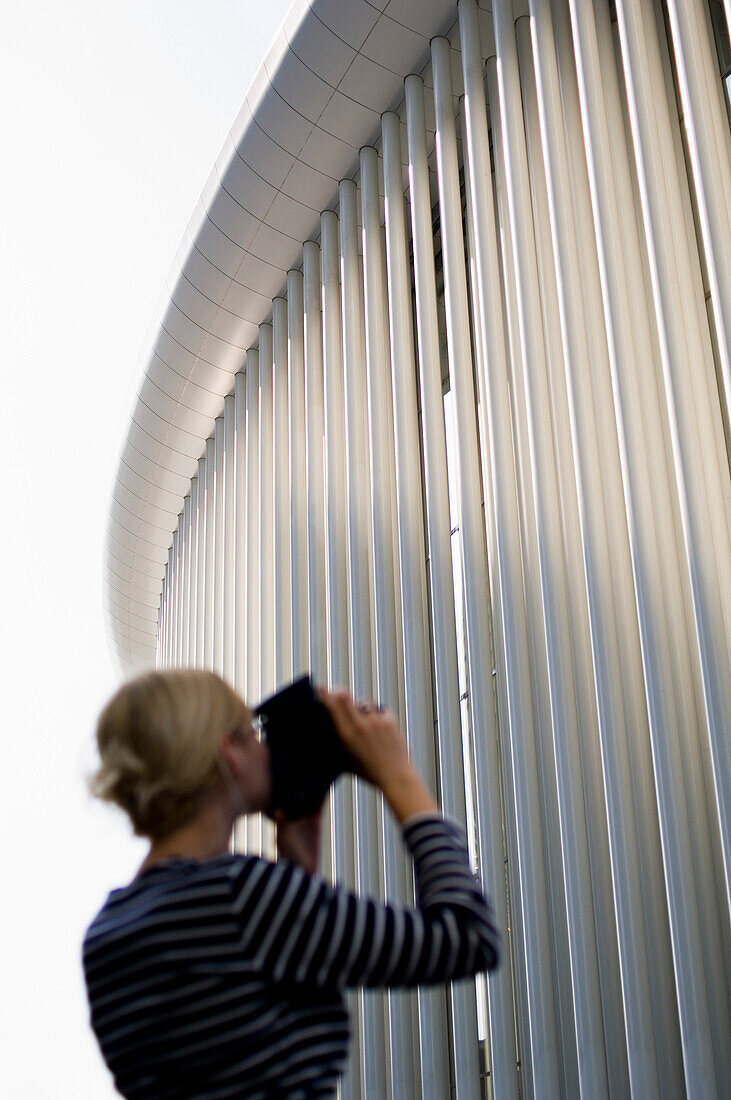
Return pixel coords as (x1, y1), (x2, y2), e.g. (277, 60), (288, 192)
(256, 676), (437, 827)
(319, 690), (437, 824)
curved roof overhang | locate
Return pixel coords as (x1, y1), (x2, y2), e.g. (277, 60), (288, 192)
(105, 0), (495, 673)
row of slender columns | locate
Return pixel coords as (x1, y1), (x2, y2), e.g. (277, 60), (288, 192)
(223, 395), (235, 685)
(243, 348), (261, 856)
(565, 0), (730, 1095)
(154, 2), (730, 1094)
(458, 6), (553, 1094)
(361, 146), (416, 1098)
(340, 169), (391, 1100)
(405, 71), (474, 1100)
(187, 476), (198, 667)
(380, 117), (430, 1100)
(429, 46), (490, 1098)
(320, 208), (363, 1099)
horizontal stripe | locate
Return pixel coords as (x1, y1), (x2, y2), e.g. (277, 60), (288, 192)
(84, 816), (499, 1097)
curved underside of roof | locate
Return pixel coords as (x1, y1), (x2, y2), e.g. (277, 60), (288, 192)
(104, 0), (499, 673)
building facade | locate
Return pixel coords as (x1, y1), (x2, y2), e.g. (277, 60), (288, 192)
(104, 1), (731, 1096)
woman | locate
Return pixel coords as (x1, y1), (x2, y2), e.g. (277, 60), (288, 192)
(83, 670), (499, 1099)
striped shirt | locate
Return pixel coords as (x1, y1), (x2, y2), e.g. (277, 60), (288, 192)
(83, 815), (499, 1099)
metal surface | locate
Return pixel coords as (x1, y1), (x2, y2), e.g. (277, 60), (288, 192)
(214, 416), (225, 675)
(431, 36), (504, 1099)
(223, 395), (236, 684)
(204, 436), (215, 670)
(303, 240), (327, 686)
(259, 323), (275, 699)
(273, 297), (292, 688)
(340, 174), (389, 1100)
(405, 71), (466, 1100)
(382, 106), (438, 1100)
(321, 207), (362, 1100)
(181, 494), (192, 667)
(234, 371), (247, 692)
(244, 348), (261, 857)
(195, 455), (206, 668)
(137, 1), (731, 1093)
(287, 269), (309, 679)
(360, 143), (415, 1100)
(457, 5), (544, 1094)
(187, 476), (198, 667)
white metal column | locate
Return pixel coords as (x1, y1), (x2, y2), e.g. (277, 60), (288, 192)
(259, 321), (276, 860)
(288, 269), (309, 679)
(340, 175), (388, 1100)
(223, 395), (235, 685)
(320, 207), (362, 1100)
(360, 144), (415, 1100)
(259, 322), (275, 700)
(195, 455), (206, 668)
(214, 417), (225, 676)
(245, 348), (261, 857)
(404, 71), (470, 1100)
(187, 475), (198, 667)
(171, 528), (180, 669)
(204, 436), (215, 670)
(234, 369), (247, 694)
(161, 549), (170, 668)
(181, 494), (192, 668)
(303, 240), (328, 686)
(382, 105), (444, 1100)
(457, 5), (553, 1094)
(273, 297), (292, 689)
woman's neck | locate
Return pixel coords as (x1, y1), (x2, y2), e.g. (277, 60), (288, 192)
(139, 793), (236, 874)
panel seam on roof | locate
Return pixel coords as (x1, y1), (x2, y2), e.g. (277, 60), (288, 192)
(104, 592), (159, 619)
(165, 299), (247, 355)
(142, 368), (225, 421)
(120, 447), (193, 491)
(265, 44), (396, 124)
(224, 145), (327, 207)
(303, 10), (418, 77)
(131, 415), (202, 463)
(134, 393), (213, 445)
(103, 567), (161, 594)
(109, 502), (174, 541)
(105, 546), (163, 574)
(113, 473), (180, 520)
(106, 522), (170, 554)
(150, 350), (225, 404)
(105, 572), (161, 598)
(177, 272), (268, 328)
(192, 232), (287, 288)
(104, 596), (158, 622)
(156, 316), (237, 379)
(217, 180), (311, 240)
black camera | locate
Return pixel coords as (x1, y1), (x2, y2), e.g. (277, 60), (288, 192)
(254, 676), (353, 820)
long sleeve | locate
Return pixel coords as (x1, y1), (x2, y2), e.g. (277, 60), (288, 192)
(230, 815), (499, 991)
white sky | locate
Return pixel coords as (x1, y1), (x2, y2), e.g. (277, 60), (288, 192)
(0, 2), (292, 1094)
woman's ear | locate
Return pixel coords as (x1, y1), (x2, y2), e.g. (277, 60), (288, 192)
(219, 732), (243, 778)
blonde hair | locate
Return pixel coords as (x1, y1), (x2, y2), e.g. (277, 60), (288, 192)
(90, 669), (251, 840)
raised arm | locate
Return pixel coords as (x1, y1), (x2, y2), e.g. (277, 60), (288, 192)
(230, 814), (498, 991)
(230, 693), (499, 991)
